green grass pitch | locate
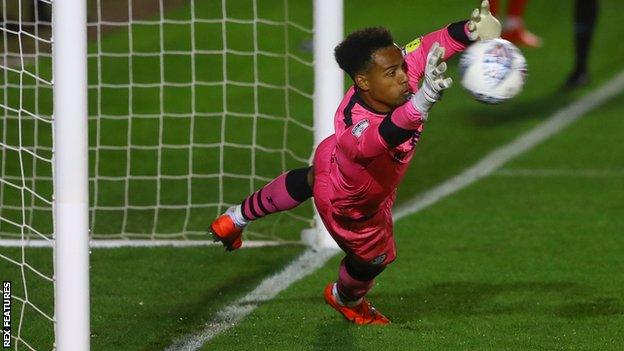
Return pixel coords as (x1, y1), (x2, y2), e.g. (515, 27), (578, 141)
(1, 0), (624, 350)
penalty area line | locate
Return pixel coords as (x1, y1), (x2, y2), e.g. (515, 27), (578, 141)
(166, 69), (624, 350)
(165, 248), (339, 351)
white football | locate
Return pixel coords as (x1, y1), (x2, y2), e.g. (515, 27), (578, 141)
(459, 38), (527, 104)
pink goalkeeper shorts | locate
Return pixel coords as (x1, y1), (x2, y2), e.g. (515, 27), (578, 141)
(312, 136), (396, 266)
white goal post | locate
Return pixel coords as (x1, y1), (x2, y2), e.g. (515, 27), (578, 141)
(53, 0), (90, 349)
(304, 0), (342, 248)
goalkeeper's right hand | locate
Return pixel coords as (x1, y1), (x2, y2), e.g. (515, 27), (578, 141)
(411, 42), (452, 118)
(467, 0), (502, 41)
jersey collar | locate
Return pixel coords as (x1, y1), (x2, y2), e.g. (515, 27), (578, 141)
(353, 86), (393, 116)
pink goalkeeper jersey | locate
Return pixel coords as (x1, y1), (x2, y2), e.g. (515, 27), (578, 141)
(320, 27), (467, 220)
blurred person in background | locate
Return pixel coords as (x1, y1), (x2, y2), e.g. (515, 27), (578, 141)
(564, 0), (598, 89)
(489, 0), (542, 48)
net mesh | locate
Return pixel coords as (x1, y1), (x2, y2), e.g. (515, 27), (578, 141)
(0, 0), (315, 349)
(1, 1), (55, 349)
(0, 0), (315, 243)
(86, 0), (314, 241)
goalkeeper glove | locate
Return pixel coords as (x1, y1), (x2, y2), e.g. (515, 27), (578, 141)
(467, 0), (502, 41)
(411, 42), (452, 118)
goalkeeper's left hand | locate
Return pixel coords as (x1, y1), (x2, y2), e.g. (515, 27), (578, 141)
(411, 42), (452, 118)
(467, 0), (502, 41)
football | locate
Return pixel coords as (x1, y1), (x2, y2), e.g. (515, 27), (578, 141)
(459, 38), (527, 104)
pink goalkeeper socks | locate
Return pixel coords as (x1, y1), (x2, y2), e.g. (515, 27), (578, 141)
(336, 259), (374, 303)
(240, 172), (301, 221)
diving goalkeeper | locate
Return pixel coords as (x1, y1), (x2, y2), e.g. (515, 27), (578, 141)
(209, 1), (501, 324)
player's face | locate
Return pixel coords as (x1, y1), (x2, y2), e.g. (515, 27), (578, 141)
(357, 45), (410, 112)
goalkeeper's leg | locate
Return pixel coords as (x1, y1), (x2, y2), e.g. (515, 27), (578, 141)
(209, 166), (313, 250)
(501, 0), (542, 48)
(324, 255), (391, 325)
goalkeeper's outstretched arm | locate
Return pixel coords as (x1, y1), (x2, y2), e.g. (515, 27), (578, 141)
(403, 0), (501, 90)
(337, 43), (452, 162)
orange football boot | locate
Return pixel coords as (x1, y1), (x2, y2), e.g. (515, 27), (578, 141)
(502, 27), (542, 48)
(323, 283), (390, 325)
(209, 207), (243, 251)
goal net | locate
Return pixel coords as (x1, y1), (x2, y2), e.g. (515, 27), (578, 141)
(89, 0), (316, 243)
(0, 0), (55, 349)
(86, 0), (316, 243)
(0, 0), (335, 349)
(1, 0), (317, 246)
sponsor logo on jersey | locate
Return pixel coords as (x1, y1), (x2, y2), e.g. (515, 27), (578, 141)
(370, 254), (387, 265)
(351, 119), (370, 138)
(402, 37), (422, 56)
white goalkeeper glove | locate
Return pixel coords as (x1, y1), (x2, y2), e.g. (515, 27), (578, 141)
(411, 42), (452, 118)
(467, 0), (502, 41)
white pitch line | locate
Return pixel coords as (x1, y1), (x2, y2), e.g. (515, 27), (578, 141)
(165, 247), (339, 351)
(394, 70), (624, 220)
(494, 168), (624, 177)
(167, 70), (624, 350)
(0, 239), (288, 249)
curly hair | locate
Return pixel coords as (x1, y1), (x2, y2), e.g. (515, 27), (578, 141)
(334, 27), (395, 80)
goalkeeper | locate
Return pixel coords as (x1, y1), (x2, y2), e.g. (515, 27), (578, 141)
(210, 1), (501, 324)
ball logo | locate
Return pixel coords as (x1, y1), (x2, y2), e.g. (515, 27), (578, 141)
(459, 38), (527, 104)
(482, 43), (513, 88)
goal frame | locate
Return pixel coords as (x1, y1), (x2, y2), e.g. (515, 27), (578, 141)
(53, 0), (90, 349)
(49, 0), (343, 348)
(306, 0), (342, 249)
